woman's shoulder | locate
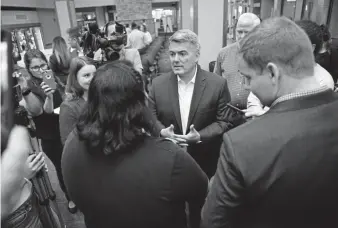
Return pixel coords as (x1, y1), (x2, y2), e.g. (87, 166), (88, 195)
(63, 129), (84, 153)
(61, 97), (85, 108)
(144, 137), (186, 157)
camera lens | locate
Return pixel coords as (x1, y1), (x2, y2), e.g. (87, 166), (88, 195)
(107, 51), (120, 61)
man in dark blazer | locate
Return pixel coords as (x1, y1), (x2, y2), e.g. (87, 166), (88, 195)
(202, 17), (338, 228)
(149, 29), (231, 179)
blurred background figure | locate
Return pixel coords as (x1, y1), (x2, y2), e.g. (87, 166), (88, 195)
(316, 24), (338, 83)
(49, 36), (71, 85)
(67, 26), (83, 58)
(62, 61), (208, 228)
(142, 25), (152, 46)
(82, 23), (100, 58)
(126, 22), (147, 54)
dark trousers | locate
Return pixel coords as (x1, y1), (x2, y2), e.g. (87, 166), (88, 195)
(41, 138), (70, 201)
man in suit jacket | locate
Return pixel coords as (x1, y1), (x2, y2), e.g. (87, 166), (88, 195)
(202, 17), (338, 228)
(149, 29), (231, 179)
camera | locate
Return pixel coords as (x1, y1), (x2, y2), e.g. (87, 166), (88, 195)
(98, 33), (127, 62)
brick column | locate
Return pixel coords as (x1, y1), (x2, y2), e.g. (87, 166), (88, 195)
(115, 0), (152, 22)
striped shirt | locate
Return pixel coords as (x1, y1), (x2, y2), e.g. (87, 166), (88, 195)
(214, 42), (249, 109)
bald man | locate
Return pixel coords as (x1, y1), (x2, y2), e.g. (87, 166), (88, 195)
(214, 13), (260, 111)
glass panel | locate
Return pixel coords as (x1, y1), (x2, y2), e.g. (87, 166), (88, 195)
(302, 0), (314, 20)
(282, 0), (296, 20)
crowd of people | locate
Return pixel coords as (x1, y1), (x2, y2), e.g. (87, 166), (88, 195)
(2, 13), (338, 228)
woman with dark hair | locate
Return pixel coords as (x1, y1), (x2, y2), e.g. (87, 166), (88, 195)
(49, 36), (71, 84)
(59, 56), (96, 145)
(62, 61), (208, 228)
(21, 49), (74, 212)
(316, 24), (338, 83)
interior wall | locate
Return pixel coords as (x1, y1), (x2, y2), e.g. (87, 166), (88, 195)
(1, 10), (39, 25)
(329, 0), (338, 38)
(1, 0), (54, 8)
(197, 0), (224, 71)
(181, 0), (194, 31)
(74, 0), (116, 8)
(261, 0), (274, 19)
(36, 9), (61, 48)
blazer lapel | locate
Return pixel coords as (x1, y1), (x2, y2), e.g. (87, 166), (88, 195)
(186, 66), (206, 133)
(169, 73), (183, 133)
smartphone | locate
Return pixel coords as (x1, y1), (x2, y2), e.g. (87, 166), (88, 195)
(42, 70), (57, 90)
(1, 30), (14, 152)
(226, 103), (245, 114)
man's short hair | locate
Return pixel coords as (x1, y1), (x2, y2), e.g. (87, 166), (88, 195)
(169, 29), (201, 54)
(131, 22), (137, 29)
(239, 17), (314, 78)
(295, 20), (323, 56)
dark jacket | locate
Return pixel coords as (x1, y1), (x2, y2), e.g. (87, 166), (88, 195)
(62, 132), (208, 228)
(148, 65), (231, 178)
(202, 89), (338, 228)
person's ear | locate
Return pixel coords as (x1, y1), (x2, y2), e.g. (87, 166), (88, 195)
(266, 62), (280, 85)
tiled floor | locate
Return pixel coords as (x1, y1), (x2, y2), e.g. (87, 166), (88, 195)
(45, 154), (86, 228)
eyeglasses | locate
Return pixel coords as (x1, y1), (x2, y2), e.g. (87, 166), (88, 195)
(30, 64), (48, 72)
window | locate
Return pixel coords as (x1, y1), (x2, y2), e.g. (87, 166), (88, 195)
(301, 0), (314, 20)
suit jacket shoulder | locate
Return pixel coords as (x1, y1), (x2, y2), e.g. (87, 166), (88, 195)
(152, 71), (172, 87)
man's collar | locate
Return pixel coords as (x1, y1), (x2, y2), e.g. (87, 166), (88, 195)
(177, 65), (197, 84)
(270, 86), (331, 108)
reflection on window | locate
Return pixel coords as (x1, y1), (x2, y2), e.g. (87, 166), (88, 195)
(302, 0), (314, 20)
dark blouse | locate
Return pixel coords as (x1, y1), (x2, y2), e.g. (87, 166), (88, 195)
(49, 54), (69, 85)
(62, 132), (208, 228)
(59, 97), (86, 145)
(28, 76), (64, 140)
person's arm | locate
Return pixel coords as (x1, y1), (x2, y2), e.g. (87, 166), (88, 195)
(213, 52), (222, 76)
(245, 92), (269, 118)
(59, 102), (78, 145)
(1, 127), (31, 219)
(199, 79), (231, 142)
(125, 34), (132, 49)
(170, 147), (209, 228)
(17, 77), (43, 117)
(201, 133), (245, 228)
(43, 95), (54, 113)
(133, 49), (143, 75)
(22, 93), (43, 116)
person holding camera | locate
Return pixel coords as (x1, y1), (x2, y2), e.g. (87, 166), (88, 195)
(21, 49), (76, 213)
(93, 22), (143, 75)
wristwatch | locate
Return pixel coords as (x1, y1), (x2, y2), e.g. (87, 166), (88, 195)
(22, 88), (32, 96)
